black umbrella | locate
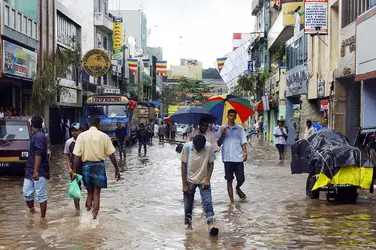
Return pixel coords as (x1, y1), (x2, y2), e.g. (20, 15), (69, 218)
(169, 106), (218, 125)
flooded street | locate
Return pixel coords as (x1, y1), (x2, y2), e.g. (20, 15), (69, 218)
(2, 138), (376, 249)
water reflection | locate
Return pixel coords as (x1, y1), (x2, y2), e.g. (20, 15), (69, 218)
(1, 140), (376, 249)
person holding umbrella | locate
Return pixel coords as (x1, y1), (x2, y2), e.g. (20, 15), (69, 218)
(217, 109), (248, 203)
(188, 117), (219, 151)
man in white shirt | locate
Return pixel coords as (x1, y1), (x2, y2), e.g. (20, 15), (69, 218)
(274, 120), (288, 160)
(188, 118), (219, 151)
(304, 120), (316, 139)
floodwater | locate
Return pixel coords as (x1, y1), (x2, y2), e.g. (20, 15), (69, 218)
(2, 137), (376, 249)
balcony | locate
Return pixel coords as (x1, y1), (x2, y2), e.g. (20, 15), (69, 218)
(251, 0), (263, 16)
(94, 12), (113, 33)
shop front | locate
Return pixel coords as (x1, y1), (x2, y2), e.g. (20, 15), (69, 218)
(1, 40), (37, 114)
(285, 64), (308, 144)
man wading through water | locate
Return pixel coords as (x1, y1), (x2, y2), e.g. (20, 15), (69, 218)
(72, 116), (121, 219)
(23, 116), (50, 219)
(217, 109), (248, 203)
(180, 134), (219, 236)
(64, 123), (83, 210)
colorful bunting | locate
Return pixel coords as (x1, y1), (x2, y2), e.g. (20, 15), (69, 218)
(217, 57), (227, 73)
(156, 60), (167, 76)
(127, 58), (138, 75)
(187, 59), (198, 65)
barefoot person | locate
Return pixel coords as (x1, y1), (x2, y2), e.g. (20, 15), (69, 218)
(180, 134), (219, 236)
(64, 123), (83, 210)
(217, 109), (248, 203)
(72, 116), (121, 219)
(115, 122), (127, 159)
(274, 120), (288, 160)
(23, 116), (50, 219)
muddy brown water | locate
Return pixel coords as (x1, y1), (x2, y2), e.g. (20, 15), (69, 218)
(1, 138), (376, 249)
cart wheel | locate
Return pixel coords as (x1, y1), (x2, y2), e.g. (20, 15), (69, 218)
(306, 174), (320, 199)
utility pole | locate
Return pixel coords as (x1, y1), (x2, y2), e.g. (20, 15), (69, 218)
(121, 44), (127, 94)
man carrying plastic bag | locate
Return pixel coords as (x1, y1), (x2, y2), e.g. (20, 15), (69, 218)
(68, 174), (83, 200)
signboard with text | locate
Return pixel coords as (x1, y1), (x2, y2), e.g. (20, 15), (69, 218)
(3, 40), (37, 79)
(93, 97), (121, 103)
(304, 0), (328, 35)
(60, 87), (77, 104)
(113, 17), (123, 60)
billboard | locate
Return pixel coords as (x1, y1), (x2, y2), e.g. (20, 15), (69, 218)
(282, 2), (304, 26)
(113, 17), (123, 60)
(3, 40), (37, 79)
(304, 0), (328, 35)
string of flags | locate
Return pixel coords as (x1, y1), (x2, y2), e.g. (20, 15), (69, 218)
(186, 59), (198, 65)
(216, 57), (227, 73)
(127, 58), (138, 75)
(156, 60), (167, 76)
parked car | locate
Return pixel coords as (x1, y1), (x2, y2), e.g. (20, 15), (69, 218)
(0, 116), (51, 176)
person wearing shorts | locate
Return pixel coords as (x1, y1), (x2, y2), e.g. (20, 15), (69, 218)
(115, 122), (127, 159)
(72, 116), (120, 219)
(274, 120), (288, 160)
(64, 123), (83, 210)
(23, 116), (50, 219)
(217, 109), (248, 203)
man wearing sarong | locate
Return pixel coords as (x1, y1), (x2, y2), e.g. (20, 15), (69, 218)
(72, 116), (121, 219)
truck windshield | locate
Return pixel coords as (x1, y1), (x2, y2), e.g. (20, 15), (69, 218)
(0, 121), (30, 140)
(85, 106), (105, 116)
(108, 105), (127, 117)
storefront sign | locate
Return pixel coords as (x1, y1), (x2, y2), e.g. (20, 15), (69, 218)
(82, 49), (111, 78)
(126, 84), (138, 92)
(317, 80), (325, 97)
(336, 23), (356, 78)
(282, 2), (304, 26)
(320, 99), (329, 111)
(304, 0), (328, 35)
(103, 88), (120, 94)
(60, 87), (77, 104)
(112, 17), (123, 60)
(3, 40), (37, 79)
(293, 104), (300, 118)
(340, 35), (355, 58)
(286, 64), (308, 97)
(92, 97), (121, 103)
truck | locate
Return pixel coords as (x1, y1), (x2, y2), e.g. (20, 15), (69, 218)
(83, 94), (137, 144)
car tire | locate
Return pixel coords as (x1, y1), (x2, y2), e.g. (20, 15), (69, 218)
(306, 174), (320, 199)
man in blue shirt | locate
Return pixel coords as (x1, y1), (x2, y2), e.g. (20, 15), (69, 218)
(23, 116), (50, 219)
(217, 109), (248, 203)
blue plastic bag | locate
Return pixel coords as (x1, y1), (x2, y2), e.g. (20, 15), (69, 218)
(68, 174), (82, 199)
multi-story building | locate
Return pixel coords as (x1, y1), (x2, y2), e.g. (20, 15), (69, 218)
(0, 0), (39, 113)
(110, 10), (147, 55)
(47, 0), (83, 144)
(58, 0), (120, 94)
(168, 59), (203, 81)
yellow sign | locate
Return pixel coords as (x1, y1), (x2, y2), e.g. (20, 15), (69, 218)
(112, 17), (123, 60)
(282, 2), (304, 26)
(82, 49), (111, 77)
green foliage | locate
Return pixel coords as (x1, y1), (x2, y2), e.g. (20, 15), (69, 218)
(202, 68), (221, 79)
(177, 77), (203, 91)
(259, 70), (270, 82)
(275, 44), (284, 62)
(233, 74), (257, 98)
(29, 40), (81, 114)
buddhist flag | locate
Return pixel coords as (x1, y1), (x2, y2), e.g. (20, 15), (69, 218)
(187, 59), (197, 65)
(156, 60), (167, 76)
(217, 57), (227, 73)
(127, 58), (138, 75)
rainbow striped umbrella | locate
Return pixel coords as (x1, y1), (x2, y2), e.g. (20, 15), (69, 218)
(201, 94), (254, 125)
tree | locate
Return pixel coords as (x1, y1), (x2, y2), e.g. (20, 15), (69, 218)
(27, 40), (81, 115)
(233, 74), (257, 98)
(202, 68), (221, 79)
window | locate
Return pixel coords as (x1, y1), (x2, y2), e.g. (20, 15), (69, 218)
(286, 32), (308, 70)
(103, 36), (108, 50)
(9, 8), (15, 29)
(27, 19), (32, 37)
(4, 6), (9, 26)
(0, 121), (30, 140)
(103, 75), (108, 85)
(17, 13), (22, 31)
(32, 22), (37, 39)
(104, 1), (108, 14)
(23, 16), (27, 34)
(96, 33), (102, 47)
(342, 0), (374, 27)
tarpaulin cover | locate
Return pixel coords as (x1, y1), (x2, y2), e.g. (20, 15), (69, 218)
(291, 130), (362, 177)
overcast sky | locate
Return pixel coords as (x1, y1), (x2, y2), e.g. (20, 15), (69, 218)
(109, 0), (254, 68)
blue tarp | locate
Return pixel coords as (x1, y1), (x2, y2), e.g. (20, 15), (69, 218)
(313, 121), (328, 132)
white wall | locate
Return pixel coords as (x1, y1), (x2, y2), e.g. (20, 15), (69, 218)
(57, 0), (94, 54)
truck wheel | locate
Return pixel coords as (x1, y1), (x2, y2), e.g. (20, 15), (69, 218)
(306, 174), (320, 199)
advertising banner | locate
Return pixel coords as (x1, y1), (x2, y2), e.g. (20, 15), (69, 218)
(282, 2), (304, 26)
(3, 40), (37, 79)
(304, 0), (328, 35)
(113, 17), (123, 60)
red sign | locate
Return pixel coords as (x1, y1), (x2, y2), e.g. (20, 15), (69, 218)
(320, 99), (329, 111)
(93, 97), (121, 103)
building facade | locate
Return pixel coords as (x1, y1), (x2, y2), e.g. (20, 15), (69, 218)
(0, 0), (39, 114)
